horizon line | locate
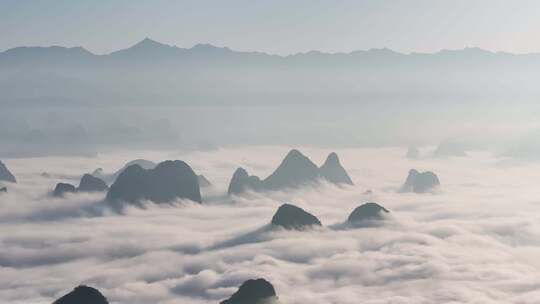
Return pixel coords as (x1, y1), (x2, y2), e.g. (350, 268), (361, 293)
(3, 37), (540, 58)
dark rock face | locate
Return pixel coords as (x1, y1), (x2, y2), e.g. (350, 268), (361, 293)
(106, 160), (202, 204)
(197, 174), (212, 187)
(0, 160), (16, 183)
(145, 161), (201, 203)
(228, 168), (261, 195)
(113, 159), (156, 179)
(227, 150), (353, 195)
(53, 183), (76, 197)
(53, 285), (109, 304)
(406, 146), (420, 159)
(51, 174), (108, 197)
(0, 187), (6, 193)
(78, 174), (108, 192)
(401, 169), (440, 193)
(319, 152), (354, 185)
(220, 278), (277, 304)
(93, 159), (157, 183)
(271, 203), (322, 230)
(106, 165), (147, 203)
(263, 149), (320, 190)
(347, 202), (389, 223)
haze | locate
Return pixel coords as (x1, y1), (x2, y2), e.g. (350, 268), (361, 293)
(3, 0), (540, 55)
(2, 2), (540, 304)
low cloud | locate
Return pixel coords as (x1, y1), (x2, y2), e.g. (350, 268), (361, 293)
(2, 146), (540, 303)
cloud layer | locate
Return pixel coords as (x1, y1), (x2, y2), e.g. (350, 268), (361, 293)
(2, 146), (540, 303)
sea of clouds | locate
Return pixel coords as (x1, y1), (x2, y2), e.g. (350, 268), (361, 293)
(2, 146), (540, 304)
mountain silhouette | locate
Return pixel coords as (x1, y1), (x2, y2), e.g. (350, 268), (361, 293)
(106, 160), (201, 205)
(53, 183), (76, 197)
(0, 45), (95, 67)
(227, 150), (353, 194)
(0, 160), (16, 183)
(3, 38), (539, 107)
(401, 169), (440, 193)
(347, 202), (389, 223)
(220, 278), (278, 304)
(319, 152), (354, 185)
(92, 159), (156, 184)
(271, 203), (322, 230)
(110, 159), (156, 182)
(110, 38), (183, 61)
(228, 168), (261, 195)
(78, 174), (108, 192)
(53, 285), (109, 304)
(51, 174), (108, 197)
(262, 149), (320, 190)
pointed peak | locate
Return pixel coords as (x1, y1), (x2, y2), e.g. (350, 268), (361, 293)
(139, 37), (159, 44)
(53, 285), (109, 304)
(0, 160), (17, 183)
(284, 149), (305, 159)
(132, 37), (170, 48)
(233, 167), (249, 176)
(220, 278), (276, 304)
(280, 149), (316, 167)
(319, 152), (353, 185)
(323, 152), (340, 165)
(111, 38), (178, 56)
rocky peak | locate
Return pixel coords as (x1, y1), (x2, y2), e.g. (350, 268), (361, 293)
(319, 152), (353, 185)
(0, 160), (16, 183)
(271, 203), (322, 230)
(220, 278), (277, 304)
(53, 285), (109, 304)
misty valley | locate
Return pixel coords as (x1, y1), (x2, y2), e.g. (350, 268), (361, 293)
(4, 2), (540, 303)
(2, 146), (540, 303)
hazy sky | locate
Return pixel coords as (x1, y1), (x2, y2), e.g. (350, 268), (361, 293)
(2, 0), (540, 54)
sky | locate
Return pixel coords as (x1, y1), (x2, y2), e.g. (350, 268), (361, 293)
(2, 0), (540, 55)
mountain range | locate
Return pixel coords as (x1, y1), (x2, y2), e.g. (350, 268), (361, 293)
(4, 38), (540, 67)
(2, 38), (539, 106)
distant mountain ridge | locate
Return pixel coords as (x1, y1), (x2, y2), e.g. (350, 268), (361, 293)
(3, 38), (540, 72)
(2, 38), (540, 106)
(3, 38), (539, 60)
(0, 38), (266, 67)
